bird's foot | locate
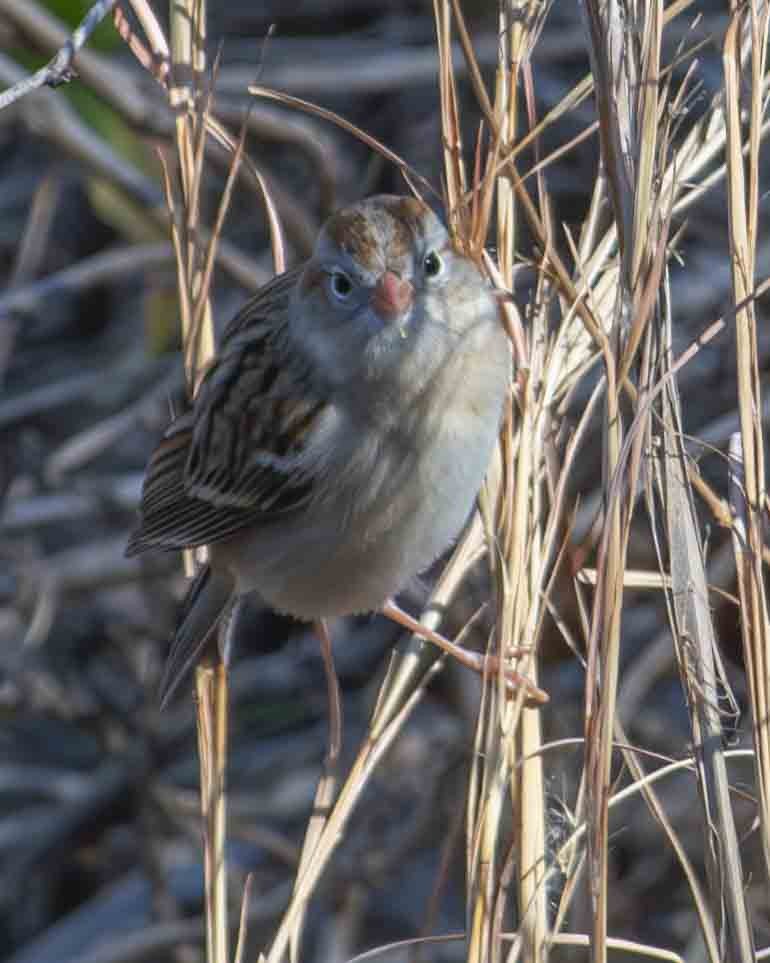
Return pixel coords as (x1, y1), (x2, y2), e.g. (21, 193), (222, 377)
(381, 599), (549, 705)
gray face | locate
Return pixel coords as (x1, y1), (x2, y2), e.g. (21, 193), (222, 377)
(291, 195), (495, 405)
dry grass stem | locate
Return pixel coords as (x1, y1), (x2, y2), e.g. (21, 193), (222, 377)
(196, 661), (230, 963)
(288, 621), (343, 963)
(724, 3), (770, 891)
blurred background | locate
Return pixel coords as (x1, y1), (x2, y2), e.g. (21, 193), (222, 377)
(1, 1), (768, 961)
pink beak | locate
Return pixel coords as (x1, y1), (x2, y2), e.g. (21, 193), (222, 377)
(370, 271), (414, 321)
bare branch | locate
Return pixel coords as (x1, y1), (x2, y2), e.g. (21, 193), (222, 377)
(0, 0), (118, 111)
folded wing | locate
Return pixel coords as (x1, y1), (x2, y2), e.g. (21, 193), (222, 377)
(127, 268), (327, 555)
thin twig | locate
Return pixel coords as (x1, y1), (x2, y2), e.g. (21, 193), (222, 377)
(0, 0), (118, 110)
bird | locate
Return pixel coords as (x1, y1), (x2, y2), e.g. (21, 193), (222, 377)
(127, 194), (538, 706)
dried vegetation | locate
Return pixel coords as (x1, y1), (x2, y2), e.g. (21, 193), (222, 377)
(1, 1), (770, 962)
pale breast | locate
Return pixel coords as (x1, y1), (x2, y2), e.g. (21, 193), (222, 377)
(215, 319), (510, 620)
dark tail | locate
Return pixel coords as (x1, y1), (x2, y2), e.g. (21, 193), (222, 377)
(158, 565), (233, 708)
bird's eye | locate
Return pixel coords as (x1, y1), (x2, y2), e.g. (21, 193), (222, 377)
(423, 250), (444, 279)
(329, 271), (353, 301)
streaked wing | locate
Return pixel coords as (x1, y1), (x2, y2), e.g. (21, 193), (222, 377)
(127, 267), (329, 555)
(219, 266), (301, 340)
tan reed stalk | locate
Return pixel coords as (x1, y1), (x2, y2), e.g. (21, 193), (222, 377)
(166, 1), (228, 958)
(723, 2), (770, 890)
(432, 5), (571, 962)
(159, 99), (229, 963)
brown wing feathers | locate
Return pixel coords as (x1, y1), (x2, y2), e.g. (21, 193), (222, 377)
(125, 416), (257, 553)
(127, 268), (323, 556)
